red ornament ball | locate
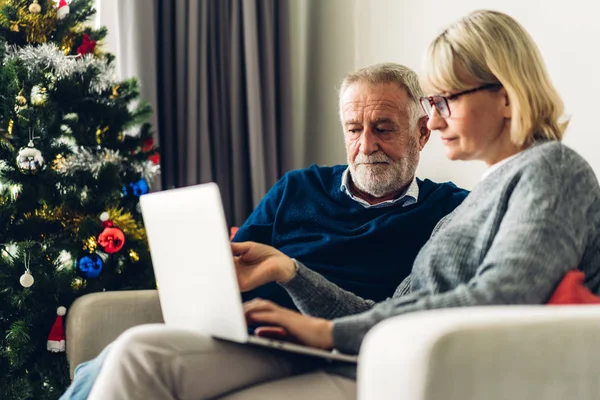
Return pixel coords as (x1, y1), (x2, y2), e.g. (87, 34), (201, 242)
(98, 227), (125, 254)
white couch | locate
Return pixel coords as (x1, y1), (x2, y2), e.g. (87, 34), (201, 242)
(66, 291), (600, 399)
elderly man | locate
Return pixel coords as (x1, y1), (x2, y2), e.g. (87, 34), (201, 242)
(237, 62), (467, 310)
(61, 63), (467, 400)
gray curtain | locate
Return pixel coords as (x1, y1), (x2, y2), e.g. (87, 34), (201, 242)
(155, 0), (293, 226)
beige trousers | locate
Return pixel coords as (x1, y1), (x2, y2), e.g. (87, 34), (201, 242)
(87, 324), (356, 400)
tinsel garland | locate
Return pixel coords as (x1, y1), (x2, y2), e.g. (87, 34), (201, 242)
(5, 43), (115, 93)
(0, 176), (21, 201)
(0, 1), (58, 44)
(60, 27), (81, 54)
(54, 146), (160, 182)
(0, 242), (19, 260)
(104, 207), (146, 241)
(24, 204), (146, 243)
(17, 5), (58, 44)
(24, 203), (83, 229)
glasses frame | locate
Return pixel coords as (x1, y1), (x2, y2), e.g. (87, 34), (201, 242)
(420, 83), (502, 118)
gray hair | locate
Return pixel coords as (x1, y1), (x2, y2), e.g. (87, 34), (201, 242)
(338, 63), (425, 127)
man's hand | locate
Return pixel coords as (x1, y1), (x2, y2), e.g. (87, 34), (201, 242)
(231, 242), (296, 292)
(243, 298), (334, 350)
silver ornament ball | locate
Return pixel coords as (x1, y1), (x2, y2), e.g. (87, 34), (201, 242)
(16, 141), (45, 175)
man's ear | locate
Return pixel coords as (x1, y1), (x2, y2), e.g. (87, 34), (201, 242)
(417, 116), (431, 150)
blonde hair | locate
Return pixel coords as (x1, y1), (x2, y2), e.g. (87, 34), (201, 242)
(339, 63), (425, 128)
(422, 10), (568, 146)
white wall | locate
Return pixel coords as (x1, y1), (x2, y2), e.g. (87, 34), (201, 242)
(295, 0), (360, 168)
(94, 0), (158, 137)
(301, 0), (600, 190)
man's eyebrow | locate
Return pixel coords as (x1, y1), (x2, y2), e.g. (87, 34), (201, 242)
(344, 119), (361, 125)
(373, 118), (396, 125)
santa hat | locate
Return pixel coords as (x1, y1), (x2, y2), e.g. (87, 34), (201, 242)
(47, 306), (67, 352)
(57, 0), (70, 20)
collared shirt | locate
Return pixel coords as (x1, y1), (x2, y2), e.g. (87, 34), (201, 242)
(481, 152), (522, 181)
(340, 167), (419, 209)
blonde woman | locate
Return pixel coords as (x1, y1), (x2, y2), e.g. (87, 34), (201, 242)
(88, 10), (600, 400)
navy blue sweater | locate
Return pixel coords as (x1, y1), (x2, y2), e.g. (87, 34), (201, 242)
(234, 164), (468, 310)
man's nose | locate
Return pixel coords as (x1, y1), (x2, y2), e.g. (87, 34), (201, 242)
(426, 107), (447, 131)
(359, 129), (380, 155)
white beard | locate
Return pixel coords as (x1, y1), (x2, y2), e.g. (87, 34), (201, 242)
(348, 139), (419, 198)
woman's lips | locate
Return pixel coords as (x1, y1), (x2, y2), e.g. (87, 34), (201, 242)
(441, 137), (457, 144)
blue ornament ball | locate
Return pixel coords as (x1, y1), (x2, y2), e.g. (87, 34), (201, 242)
(75, 253), (104, 279)
(122, 178), (149, 197)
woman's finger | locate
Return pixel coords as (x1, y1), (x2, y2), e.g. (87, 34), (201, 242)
(233, 256), (246, 269)
(231, 241), (254, 256)
(245, 310), (284, 325)
(254, 326), (288, 338)
(244, 304), (276, 316)
(243, 298), (276, 312)
(254, 326), (302, 344)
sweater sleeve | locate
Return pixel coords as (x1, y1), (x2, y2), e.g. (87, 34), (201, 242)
(280, 261), (377, 318)
(331, 147), (600, 354)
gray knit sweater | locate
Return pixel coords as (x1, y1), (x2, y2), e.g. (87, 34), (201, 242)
(281, 141), (600, 354)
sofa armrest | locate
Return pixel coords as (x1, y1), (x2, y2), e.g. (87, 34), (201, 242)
(66, 290), (163, 378)
(358, 306), (600, 400)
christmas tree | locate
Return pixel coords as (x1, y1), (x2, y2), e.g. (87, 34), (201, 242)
(0, 1), (159, 398)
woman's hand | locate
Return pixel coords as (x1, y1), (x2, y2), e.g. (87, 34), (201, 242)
(231, 242), (296, 292)
(244, 298), (334, 350)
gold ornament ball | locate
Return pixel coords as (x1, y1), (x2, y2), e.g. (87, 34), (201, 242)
(16, 94), (27, 106)
(29, 0), (41, 14)
(15, 90), (27, 113)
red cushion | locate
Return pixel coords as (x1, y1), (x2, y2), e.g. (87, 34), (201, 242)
(229, 226), (240, 241)
(546, 270), (600, 305)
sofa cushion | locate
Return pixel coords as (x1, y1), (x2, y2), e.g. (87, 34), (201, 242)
(547, 270), (600, 305)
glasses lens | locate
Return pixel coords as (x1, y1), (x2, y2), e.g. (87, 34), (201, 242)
(432, 97), (449, 118)
(420, 98), (433, 116)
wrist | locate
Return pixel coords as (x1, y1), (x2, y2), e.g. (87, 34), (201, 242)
(276, 257), (297, 284)
(320, 319), (334, 349)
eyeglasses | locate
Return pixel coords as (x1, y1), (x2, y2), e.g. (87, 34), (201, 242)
(419, 83), (502, 118)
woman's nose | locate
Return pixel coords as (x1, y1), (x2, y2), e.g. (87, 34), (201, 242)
(426, 107), (447, 131)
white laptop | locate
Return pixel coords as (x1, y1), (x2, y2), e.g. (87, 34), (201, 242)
(139, 183), (358, 364)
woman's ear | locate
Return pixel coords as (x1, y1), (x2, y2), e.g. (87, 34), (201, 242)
(417, 116), (431, 150)
(500, 87), (512, 119)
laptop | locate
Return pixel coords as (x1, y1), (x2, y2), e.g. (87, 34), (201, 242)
(139, 183), (358, 364)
